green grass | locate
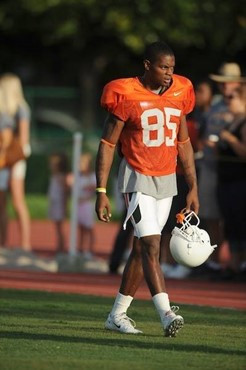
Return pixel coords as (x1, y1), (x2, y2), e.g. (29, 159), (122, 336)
(7, 193), (122, 220)
(0, 289), (245, 370)
(7, 194), (49, 220)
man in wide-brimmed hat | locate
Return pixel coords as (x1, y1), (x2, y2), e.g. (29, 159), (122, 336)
(209, 62), (246, 98)
(209, 62), (246, 83)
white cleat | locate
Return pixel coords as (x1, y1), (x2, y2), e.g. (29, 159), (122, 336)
(105, 313), (143, 334)
(162, 306), (184, 337)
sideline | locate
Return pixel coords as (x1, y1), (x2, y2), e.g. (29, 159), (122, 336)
(0, 269), (245, 310)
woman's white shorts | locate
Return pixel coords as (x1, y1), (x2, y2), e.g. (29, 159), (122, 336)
(11, 160), (27, 180)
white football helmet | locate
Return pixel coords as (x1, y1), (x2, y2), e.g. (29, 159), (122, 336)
(170, 211), (217, 268)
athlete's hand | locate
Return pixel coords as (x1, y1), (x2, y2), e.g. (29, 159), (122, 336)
(185, 187), (199, 215)
(95, 193), (112, 222)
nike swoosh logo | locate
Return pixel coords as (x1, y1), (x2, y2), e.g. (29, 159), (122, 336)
(111, 320), (121, 329)
(174, 91), (182, 96)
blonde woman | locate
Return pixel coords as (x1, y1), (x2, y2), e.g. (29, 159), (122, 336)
(0, 73), (31, 251)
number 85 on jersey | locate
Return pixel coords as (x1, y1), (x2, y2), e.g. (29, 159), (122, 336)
(141, 107), (181, 147)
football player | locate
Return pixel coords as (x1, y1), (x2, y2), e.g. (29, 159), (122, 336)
(95, 41), (199, 337)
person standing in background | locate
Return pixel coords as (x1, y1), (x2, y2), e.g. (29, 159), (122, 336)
(77, 153), (96, 260)
(193, 80), (214, 167)
(0, 74), (32, 252)
(193, 80), (213, 141)
(48, 153), (69, 254)
(216, 85), (246, 279)
(197, 63), (244, 275)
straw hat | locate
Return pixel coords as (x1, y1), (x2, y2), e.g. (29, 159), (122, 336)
(209, 63), (246, 83)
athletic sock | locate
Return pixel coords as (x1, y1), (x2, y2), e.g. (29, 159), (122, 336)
(110, 292), (133, 317)
(152, 292), (171, 317)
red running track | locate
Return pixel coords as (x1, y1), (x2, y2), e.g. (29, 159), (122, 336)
(0, 270), (245, 310)
(6, 220), (231, 263)
(7, 220), (120, 258)
(3, 220), (245, 310)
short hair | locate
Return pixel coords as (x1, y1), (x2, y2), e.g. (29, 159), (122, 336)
(195, 79), (214, 92)
(49, 152), (69, 173)
(144, 41), (174, 63)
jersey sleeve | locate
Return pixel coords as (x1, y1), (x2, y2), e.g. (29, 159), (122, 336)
(100, 81), (129, 122)
(183, 81), (195, 115)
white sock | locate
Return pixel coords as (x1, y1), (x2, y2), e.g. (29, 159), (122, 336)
(110, 292), (133, 317)
(152, 292), (171, 317)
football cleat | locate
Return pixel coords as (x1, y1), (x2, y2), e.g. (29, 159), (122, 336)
(105, 313), (143, 334)
(162, 306), (184, 337)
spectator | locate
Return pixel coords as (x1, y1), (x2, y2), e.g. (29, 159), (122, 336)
(197, 63), (243, 275)
(0, 74), (32, 252)
(77, 153), (96, 260)
(48, 153), (69, 254)
(193, 79), (214, 142)
(216, 85), (246, 279)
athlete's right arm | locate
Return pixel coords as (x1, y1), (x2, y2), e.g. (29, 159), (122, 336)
(95, 113), (124, 222)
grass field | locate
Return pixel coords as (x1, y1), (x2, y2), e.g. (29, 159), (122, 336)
(0, 289), (245, 370)
(7, 194), (49, 220)
(7, 193), (121, 221)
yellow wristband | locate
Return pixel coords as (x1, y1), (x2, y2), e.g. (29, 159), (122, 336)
(96, 187), (106, 193)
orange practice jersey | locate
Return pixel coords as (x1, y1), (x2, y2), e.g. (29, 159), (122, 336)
(101, 75), (195, 176)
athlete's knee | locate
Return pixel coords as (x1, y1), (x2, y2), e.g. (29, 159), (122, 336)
(140, 235), (160, 260)
(131, 237), (142, 260)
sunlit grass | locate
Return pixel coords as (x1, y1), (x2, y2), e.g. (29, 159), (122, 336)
(7, 194), (121, 221)
(0, 289), (245, 370)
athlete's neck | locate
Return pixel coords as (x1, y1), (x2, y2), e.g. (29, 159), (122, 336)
(139, 76), (171, 95)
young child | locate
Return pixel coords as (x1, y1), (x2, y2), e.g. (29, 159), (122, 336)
(77, 153), (96, 259)
(47, 153), (69, 254)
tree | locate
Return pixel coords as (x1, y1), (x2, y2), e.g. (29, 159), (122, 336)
(0, 0), (245, 128)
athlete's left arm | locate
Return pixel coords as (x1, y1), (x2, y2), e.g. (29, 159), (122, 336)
(177, 115), (199, 214)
